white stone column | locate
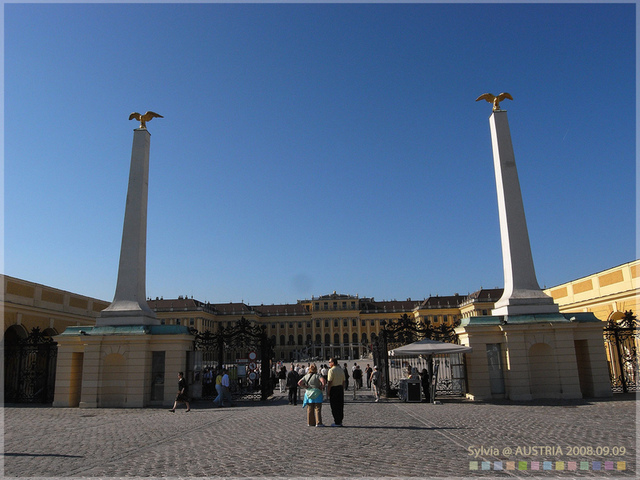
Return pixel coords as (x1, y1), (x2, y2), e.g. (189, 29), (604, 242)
(98, 128), (158, 326)
(488, 111), (559, 316)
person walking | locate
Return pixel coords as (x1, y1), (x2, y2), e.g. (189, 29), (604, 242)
(327, 357), (345, 426)
(420, 368), (431, 403)
(278, 366), (287, 393)
(169, 372), (190, 412)
(352, 364), (363, 399)
(365, 364), (373, 389)
(343, 363), (350, 391)
(298, 364), (326, 427)
(352, 364), (362, 388)
(286, 364), (300, 405)
(221, 368), (234, 407)
(213, 367), (224, 407)
(370, 366), (381, 402)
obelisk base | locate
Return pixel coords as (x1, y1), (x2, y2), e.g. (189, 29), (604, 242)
(492, 290), (559, 316)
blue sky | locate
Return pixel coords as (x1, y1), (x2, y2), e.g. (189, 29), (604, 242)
(4, 2), (636, 306)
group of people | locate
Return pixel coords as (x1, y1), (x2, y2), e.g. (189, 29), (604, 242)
(171, 360), (388, 415)
(280, 359), (385, 426)
(296, 357), (346, 427)
(171, 367), (236, 413)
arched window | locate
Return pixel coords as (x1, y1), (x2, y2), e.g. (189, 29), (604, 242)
(324, 333), (330, 345)
(361, 333), (368, 344)
(306, 334), (312, 344)
(352, 332), (358, 343)
(271, 335), (276, 346)
(343, 333), (349, 344)
(288, 335), (294, 345)
(279, 335), (285, 346)
(297, 334), (303, 345)
(334, 333), (340, 344)
(316, 334), (322, 344)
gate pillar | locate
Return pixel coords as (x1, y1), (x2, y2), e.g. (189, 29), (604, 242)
(54, 325), (194, 408)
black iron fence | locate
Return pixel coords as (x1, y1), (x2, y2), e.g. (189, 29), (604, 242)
(4, 327), (58, 403)
(193, 317), (274, 401)
(604, 310), (639, 393)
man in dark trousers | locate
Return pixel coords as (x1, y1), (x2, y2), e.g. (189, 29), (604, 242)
(365, 364), (373, 389)
(286, 364), (300, 405)
(326, 357), (346, 426)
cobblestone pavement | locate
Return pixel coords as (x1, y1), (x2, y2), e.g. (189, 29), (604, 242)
(2, 390), (637, 479)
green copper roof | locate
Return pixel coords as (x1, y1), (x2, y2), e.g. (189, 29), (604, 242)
(59, 325), (193, 336)
(460, 312), (600, 327)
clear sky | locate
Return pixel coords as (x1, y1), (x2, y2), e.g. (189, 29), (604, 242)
(4, 2), (637, 306)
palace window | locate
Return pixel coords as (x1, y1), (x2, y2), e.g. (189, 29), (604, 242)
(343, 333), (349, 344)
(324, 334), (330, 345)
(334, 333), (340, 344)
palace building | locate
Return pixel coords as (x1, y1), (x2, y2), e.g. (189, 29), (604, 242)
(3, 259), (638, 402)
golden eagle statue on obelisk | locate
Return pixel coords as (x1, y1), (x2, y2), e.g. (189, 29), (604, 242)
(475, 92), (513, 111)
(129, 111), (163, 129)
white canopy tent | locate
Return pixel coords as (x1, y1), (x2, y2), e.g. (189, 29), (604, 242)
(388, 339), (472, 403)
(389, 338), (472, 357)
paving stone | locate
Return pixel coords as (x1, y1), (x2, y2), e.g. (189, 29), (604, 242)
(2, 391), (636, 479)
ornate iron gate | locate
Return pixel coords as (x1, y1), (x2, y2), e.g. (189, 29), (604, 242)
(193, 317), (274, 401)
(372, 313), (463, 398)
(604, 310), (639, 393)
(4, 327), (58, 403)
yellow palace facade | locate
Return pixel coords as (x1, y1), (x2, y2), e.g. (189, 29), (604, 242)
(3, 259), (638, 365)
(146, 292), (465, 361)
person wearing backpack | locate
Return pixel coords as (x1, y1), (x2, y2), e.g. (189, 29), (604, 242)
(297, 364), (326, 427)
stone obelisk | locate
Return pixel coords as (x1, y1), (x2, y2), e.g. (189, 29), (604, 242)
(97, 117), (160, 326)
(486, 107), (558, 316)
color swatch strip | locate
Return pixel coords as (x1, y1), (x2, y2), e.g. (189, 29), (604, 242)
(469, 460), (627, 471)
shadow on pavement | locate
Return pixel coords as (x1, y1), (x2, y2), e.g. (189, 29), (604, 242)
(3, 453), (84, 458)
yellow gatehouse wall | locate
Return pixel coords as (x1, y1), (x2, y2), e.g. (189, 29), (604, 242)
(53, 326), (194, 408)
(457, 313), (612, 401)
(544, 260), (639, 321)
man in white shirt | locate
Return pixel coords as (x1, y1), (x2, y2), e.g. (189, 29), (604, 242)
(221, 368), (234, 407)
